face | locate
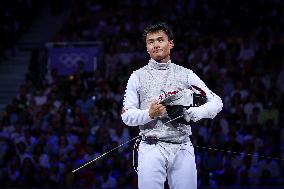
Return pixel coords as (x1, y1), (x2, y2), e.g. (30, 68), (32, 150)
(146, 30), (174, 63)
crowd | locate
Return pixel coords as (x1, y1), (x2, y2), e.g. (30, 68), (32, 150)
(0, 0), (44, 59)
(0, 0), (284, 188)
(0, 0), (67, 59)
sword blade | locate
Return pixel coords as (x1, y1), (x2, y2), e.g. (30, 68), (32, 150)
(72, 135), (141, 173)
(164, 115), (184, 125)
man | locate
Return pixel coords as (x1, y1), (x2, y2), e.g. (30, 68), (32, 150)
(121, 22), (223, 189)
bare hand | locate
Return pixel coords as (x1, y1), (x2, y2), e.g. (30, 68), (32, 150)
(149, 100), (166, 119)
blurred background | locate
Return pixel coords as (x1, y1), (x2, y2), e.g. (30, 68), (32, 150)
(0, 0), (283, 188)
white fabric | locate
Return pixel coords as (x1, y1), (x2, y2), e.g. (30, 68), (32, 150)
(159, 88), (195, 106)
(121, 73), (153, 126)
(122, 61), (223, 125)
(122, 59), (222, 189)
(138, 141), (197, 189)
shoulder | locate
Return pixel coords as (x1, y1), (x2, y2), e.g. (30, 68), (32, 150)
(133, 65), (148, 77)
(171, 63), (193, 74)
(126, 65), (148, 84)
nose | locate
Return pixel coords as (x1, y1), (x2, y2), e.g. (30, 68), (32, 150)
(153, 41), (160, 48)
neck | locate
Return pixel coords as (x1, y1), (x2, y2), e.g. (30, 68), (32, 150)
(155, 56), (170, 63)
(149, 58), (171, 70)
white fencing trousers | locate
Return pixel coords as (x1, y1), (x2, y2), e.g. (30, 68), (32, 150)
(137, 140), (197, 189)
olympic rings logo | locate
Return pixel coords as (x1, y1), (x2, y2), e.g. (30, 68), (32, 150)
(59, 53), (89, 68)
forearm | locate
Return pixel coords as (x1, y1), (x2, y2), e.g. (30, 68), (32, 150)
(121, 108), (153, 126)
(197, 93), (223, 119)
(186, 69), (223, 121)
(121, 73), (154, 126)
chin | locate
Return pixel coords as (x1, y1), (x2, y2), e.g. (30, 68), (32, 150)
(152, 55), (164, 61)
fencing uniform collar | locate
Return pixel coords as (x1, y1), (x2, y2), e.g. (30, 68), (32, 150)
(148, 58), (171, 70)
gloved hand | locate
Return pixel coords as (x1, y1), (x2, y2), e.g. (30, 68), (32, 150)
(184, 106), (207, 122)
(161, 88), (208, 124)
(166, 105), (190, 125)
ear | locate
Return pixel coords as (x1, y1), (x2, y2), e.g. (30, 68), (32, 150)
(169, 40), (174, 49)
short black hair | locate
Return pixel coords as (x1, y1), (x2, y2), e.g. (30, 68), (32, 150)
(142, 22), (174, 43)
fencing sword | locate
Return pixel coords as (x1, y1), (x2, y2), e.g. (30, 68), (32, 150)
(72, 135), (141, 173)
(72, 116), (181, 173)
(72, 115), (284, 173)
(164, 115), (184, 124)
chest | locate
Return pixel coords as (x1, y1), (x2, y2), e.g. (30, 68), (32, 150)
(137, 67), (189, 108)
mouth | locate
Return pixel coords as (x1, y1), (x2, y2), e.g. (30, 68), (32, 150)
(153, 50), (162, 53)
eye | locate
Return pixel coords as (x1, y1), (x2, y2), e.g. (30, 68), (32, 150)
(158, 39), (163, 42)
